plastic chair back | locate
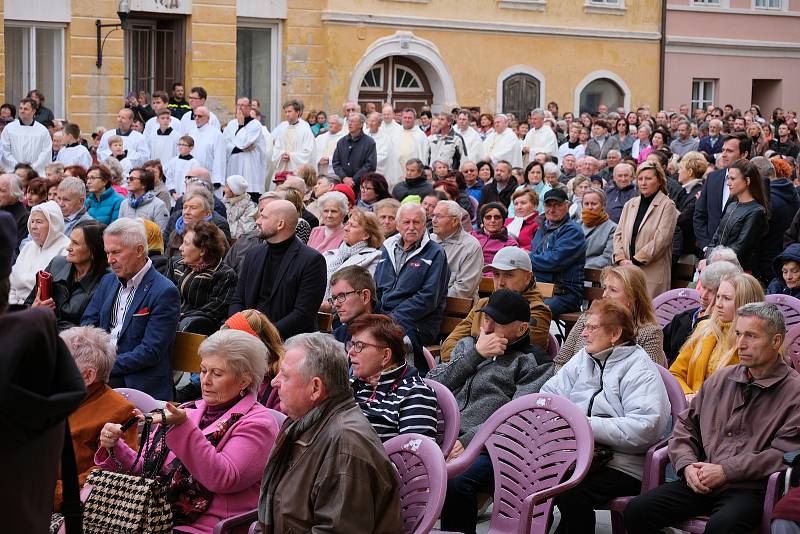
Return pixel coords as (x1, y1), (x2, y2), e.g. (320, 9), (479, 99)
(767, 294), (800, 329)
(422, 347), (437, 372)
(547, 333), (559, 360)
(783, 323), (800, 371)
(652, 288), (701, 327)
(114, 387), (163, 412)
(423, 378), (460, 457)
(267, 408), (287, 428)
(656, 365), (688, 428)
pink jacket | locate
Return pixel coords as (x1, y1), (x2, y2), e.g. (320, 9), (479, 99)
(472, 229), (518, 275)
(95, 394), (279, 534)
(307, 225), (345, 253)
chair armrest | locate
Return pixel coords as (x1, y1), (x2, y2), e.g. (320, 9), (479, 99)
(783, 450), (800, 466)
(640, 438), (670, 491)
(762, 470), (783, 534)
(643, 445), (671, 492)
(444, 442), (483, 480)
(212, 509), (258, 534)
(518, 467), (590, 534)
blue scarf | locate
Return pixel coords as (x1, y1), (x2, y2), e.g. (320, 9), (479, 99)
(175, 213), (212, 235)
(128, 190), (154, 209)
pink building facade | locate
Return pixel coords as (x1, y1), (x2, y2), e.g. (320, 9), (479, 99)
(664, 0), (800, 114)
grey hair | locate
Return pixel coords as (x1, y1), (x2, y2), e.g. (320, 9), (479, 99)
(60, 326), (117, 383)
(736, 302), (786, 338)
(582, 187), (608, 207)
(0, 174), (24, 201)
(614, 162), (634, 176)
(750, 156), (776, 180)
(284, 333), (349, 395)
(396, 201), (427, 224)
(700, 260), (742, 291)
(374, 198), (400, 213)
(437, 199), (462, 217)
(543, 162), (560, 177)
(638, 124), (653, 135)
(104, 217), (147, 250)
(185, 187), (214, 212)
(58, 176), (87, 199)
(327, 114), (343, 126)
(317, 191), (349, 214)
(103, 157), (124, 182)
(349, 112), (366, 126)
(187, 178), (214, 195)
(707, 246), (741, 268)
(45, 162), (65, 176)
(406, 158), (424, 171)
(606, 149), (621, 159)
(530, 108), (545, 118)
(198, 329), (267, 394)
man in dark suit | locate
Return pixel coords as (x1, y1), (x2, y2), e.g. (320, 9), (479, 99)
(693, 132), (751, 252)
(229, 199), (326, 339)
(82, 218), (180, 400)
(697, 118), (724, 158)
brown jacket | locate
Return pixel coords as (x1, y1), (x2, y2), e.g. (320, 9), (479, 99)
(669, 359), (800, 489)
(439, 280), (552, 362)
(613, 190), (678, 297)
(259, 395), (402, 533)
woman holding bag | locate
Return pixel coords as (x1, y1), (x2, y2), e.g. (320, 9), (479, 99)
(94, 330), (279, 534)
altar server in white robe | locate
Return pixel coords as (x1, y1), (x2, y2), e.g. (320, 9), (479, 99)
(271, 99), (315, 174)
(366, 111), (401, 186)
(392, 108), (429, 172)
(455, 109), (484, 164)
(187, 106), (227, 189)
(144, 91), (181, 137)
(56, 123), (92, 170)
(180, 86), (220, 132)
(1, 98), (52, 175)
(147, 109), (182, 168)
(482, 114), (522, 168)
(164, 135), (202, 198)
(223, 97), (267, 195)
(379, 103), (402, 138)
(97, 108), (149, 167)
(314, 114), (346, 177)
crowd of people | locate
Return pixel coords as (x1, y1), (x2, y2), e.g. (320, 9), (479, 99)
(2, 86), (800, 534)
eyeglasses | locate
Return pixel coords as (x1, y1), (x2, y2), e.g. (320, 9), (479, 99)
(345, 340), (387, 353)
(431, 213), (458, 220)
(483, 214), (503, 220)
(360, 185), (374, 191)
(583, 322), (604, 332)
(326, 289), (362, 305)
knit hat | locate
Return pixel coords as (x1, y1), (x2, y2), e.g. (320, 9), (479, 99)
(332, 184), (356, 208)
(0, 211), (16, 279)
(142, 219), (164, 255)
(226, 175), (249, 196)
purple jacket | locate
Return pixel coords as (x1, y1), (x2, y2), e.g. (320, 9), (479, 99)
(472, 229), (518, 273)
(95, 394), (279, 534)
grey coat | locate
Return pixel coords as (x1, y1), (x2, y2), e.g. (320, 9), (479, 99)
(118, 194), (170, 231)
(583, 218), (617, 269)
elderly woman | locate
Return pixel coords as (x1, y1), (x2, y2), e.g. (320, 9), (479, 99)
(504, 188), (539, 251)
(166, 187), (215, 258)
(8, 200), (71, 306)
(26, 220), (108, 330)
(613, 161), (679, 297)
(223, 174), (258, 240)
(569, 176), (591, 221)
(473, 202), (518, 269)
(97, 329), (280, 534)
(348, 313), (437, 441)
(556, 264), (667, 370)
(84, 164), (124, 225)
(307, 190), (349, 253)
(356, 172), (391, 212)
(630, 124), (652, 162)
(53, 326), (138, 512)
(670, 273), (764, 397)
(543, 162), (567, 194)
(542, 299), (669, 533)
(118, 167), (170, 231)
(580, 187), (617, 269)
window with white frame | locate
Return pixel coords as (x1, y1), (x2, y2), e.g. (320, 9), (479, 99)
(236, 22), (280, 127)
(691, 79), (715, 112)
(754, 0), (781, 9)
(589, 0), (620, 4)
(4, 23), (64, 119)
(584, 0), (625, 13)
(693, 0), (720, 5)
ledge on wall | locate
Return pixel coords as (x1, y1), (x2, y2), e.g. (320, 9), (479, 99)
(498, 0), (546, 12)
(583, 2), (626, 15)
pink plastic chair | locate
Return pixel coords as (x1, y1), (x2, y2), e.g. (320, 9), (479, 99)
(423, 347), (437, 372)
(434, 394), (594, 534)
(113, 387), (162, 413)
(547, 333), (560, 360)
(766, 294), (800, 329)
(423, 378), (460, 457)
(385, 434), (448, 534)
(783, 323), (800, 371)
(652, 288), (701, 327)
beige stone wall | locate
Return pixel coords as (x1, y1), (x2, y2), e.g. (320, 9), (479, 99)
(284, 0), (328, 115)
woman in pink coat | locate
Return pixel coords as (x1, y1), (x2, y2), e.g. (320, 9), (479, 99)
(472, 201), (518, 274)
(307, 190), (348, 253)
(96, 330), (280, 534)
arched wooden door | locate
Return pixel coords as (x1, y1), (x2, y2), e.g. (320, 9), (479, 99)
(503, 73), (540, 121)
(358, 56), (433, 113)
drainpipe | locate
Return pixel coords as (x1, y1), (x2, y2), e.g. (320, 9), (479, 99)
(659, 0), (667, 110)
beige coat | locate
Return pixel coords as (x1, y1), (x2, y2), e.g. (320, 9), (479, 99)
(613, 190), (678, 297)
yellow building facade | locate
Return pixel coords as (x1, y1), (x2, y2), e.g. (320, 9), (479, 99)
(2, 0), (662, 132)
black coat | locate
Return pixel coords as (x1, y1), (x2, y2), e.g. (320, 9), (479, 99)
(662, 306), (705, 365)
(755, 179), (800, 283)
(707, 200), (768, 272)
(693, 168), (727, 251)
(332, 132), (377, 184)
(1, 201), (29, 250)
(478, 179), (518, 211)
(228, 236), (326, 339)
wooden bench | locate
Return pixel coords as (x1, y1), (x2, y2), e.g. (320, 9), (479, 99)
(427, 297), (476, 358)
(671, 262), (696, 289)
(478, 277), (555, 299)
(318, 312), (333, 333)
(172, 331), (206, 373)
(556, 269), (606, 338)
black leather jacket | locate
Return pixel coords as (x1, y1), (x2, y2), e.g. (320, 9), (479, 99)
(708, 200), (767, 271)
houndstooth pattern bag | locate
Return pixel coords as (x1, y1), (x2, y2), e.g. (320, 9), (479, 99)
(83, 410), (173, 534)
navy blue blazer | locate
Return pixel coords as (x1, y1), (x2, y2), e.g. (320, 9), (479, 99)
(698, 135), (723, 157)
(81, 264), (180, 400)
(693, 168), (728, 251)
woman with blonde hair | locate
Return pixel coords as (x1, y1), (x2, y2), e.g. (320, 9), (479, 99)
(555, 264), (666, 370)
(670, 272), (764, 397)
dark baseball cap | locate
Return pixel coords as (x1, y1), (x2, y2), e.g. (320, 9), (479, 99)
(543, 188), (568, 204)
(479, 289), (531, 325)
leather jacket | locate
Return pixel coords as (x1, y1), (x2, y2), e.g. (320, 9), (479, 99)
(708, 200), (767, 271)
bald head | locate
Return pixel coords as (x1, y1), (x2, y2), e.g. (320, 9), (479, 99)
(382, 104), (395, 124)
(194, 106), (211, 127)
(186, 166), (210, 181)
(258, 199), (299, 243)
(117, 108), (134, 131)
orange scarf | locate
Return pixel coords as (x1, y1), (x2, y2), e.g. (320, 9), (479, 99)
(582, 209), (609, 228)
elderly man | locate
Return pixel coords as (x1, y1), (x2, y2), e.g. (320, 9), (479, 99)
(483, 114), (522, 168)
(272, 99), (316, 174)
(259, 333), (401, 533)
(598, 149), (622, 184)
(366, 111), (401, 186)
(431, 200), (483, 300)
(0, 98), (52, 175)
(392, 158), (434, 201)
(585, 119), (620, 163)
(604, 162), (639, 223)
(180, 86), (220, 132)
(315, 114), (346, 177)
(625, 302), (800, 533)
(392, 108), (429, 171)
(164, 171), (230, 241)
(428, 289), (554, 534)
(374, 202), (449, 368)
(333, 113), (377, 189)
(97, 108), (149, 167)
(455, 109), (484, 163)
(0, 173), (29, 248)
(429, 112), (467, 170)
(229, 199), (326, 339)
(186, 106), (227, 189)
(670, 119), (700, 157)
(57, 177), (94, 235)
(81, 218), (180, 400)
(524, 108), (559, 161)
(530, 189), (586, 317)
(329, 265), (376, 344)
(224, 97), (267, 197)
(698, 118), (724, 157)
(479, 160), (517, 209)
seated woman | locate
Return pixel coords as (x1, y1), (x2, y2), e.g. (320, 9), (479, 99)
(556, 264), (667, 370)
(143, 219), (169, 275)
(25, 177), (48, 207)
(166, 187), (215, 258)
(167, 220), (237, 333)
(222, 174), (258, 241)
(670, 272), (764, 397)
(307, 190), (349, 253)
(347, 313), (438, 441)
(356, 172), (391, 212)
(84, 164), (124, 225)
(472, 202), (518, 272)
(504, 188), (539, 251)
(97, 329), (279, 534)
(118, 167), (170, 231)
(142, 159), (173, 210)
(766, 243), (800, 298)
(581, 187), (617, 269)
(26, 220), (108, 330)
(54, 326), (138, 511)
(8, 200), (71, 306)
(541, 299), (670, 533)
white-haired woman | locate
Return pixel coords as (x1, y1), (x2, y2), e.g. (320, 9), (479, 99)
(97, 329), (280, 534)
(307, 190), (348, 253)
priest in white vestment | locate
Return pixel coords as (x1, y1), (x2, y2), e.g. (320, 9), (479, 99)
(482, 114), (522, 168)
(523, 109), (559, 161)
(97, 108), (149, 167)
(223, 98), (268, 195)
(379, 103), (402, 138)
(186, 106), (227, 188)
(0, 99), (52, 176)
(314, 115), (346, 177)
(366, 112), (401, 186)
(271, 102), (315, 174)
(392, 109), (429, 172)
(455, 110), (485, 164)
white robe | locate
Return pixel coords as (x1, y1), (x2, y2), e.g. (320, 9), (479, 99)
(379, 120), (402, 138)
(180, 110), (220, 133)
(271, 120), (316, 173)
(144, 115), (181, 137)
(0, 120), (52, 175)
(392, 127), (429, 171)
(164, 155), (201, 195)
(188, 123), (227, 186)
(456, 125), (485, 164)
(56, 143), (92, 169)
(97, 129), (149, 167)
(523, 126), (559, 159)
(367, 129), (401, 187)
(482, 128), (522, 168)
(146, 127), (182, 168)
(314, 130), (346, 176)
(224, 118), (267, 193)
(262, 126), (276, 191)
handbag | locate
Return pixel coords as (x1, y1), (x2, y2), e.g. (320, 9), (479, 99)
(83, 410), (173, 534)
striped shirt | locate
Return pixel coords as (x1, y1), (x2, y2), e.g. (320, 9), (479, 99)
(351, 363), (438, 442)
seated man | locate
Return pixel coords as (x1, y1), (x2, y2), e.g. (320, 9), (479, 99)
(431, 199), (483, 300)
(440, 246), (551, 362)
(625, 302), (800, 534)
(428, 289), (554, 534)
(329, 265), (375, 344)
(530, 188), (586, 318)
(163, 167), (230, 240)
(259, 332), (402, 533)
(57, 176), (94, 236)
(81, 218), (180, 400)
